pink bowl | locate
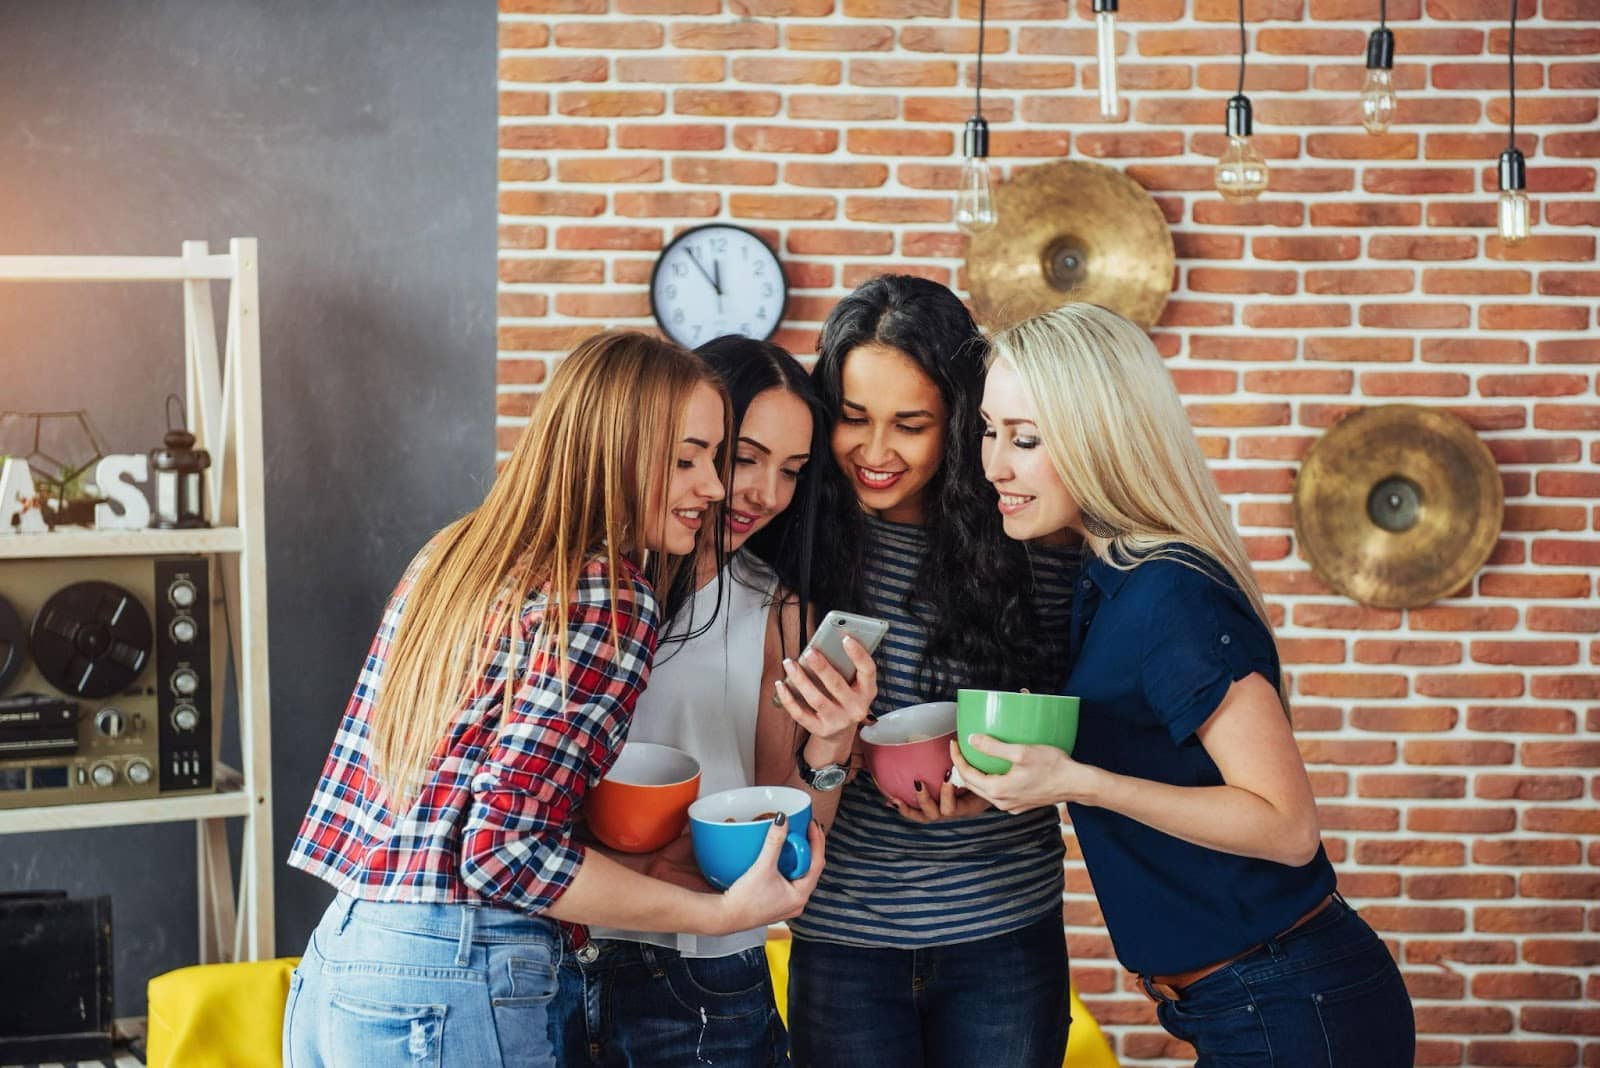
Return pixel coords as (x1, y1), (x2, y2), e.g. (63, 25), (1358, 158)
(859, 701), (958, 807)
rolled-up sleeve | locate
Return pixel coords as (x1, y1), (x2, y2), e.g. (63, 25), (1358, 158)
(459, 566), (659, 913)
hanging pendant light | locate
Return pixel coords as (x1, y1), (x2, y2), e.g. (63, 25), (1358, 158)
(1497, 0), (1530, 245)
(1094, 0), (1120, 119)
(956, 0), (998, 234)
(1214, 0), (1268, 202)
(1361, 0), (1397, 135)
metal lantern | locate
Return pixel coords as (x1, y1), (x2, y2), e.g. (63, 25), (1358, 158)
(149, 396), (210, 529)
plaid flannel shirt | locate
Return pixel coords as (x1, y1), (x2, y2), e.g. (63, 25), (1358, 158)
(288, 552), (659, 945)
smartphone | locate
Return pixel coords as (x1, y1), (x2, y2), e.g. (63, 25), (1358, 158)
(798, 610), (890, 685)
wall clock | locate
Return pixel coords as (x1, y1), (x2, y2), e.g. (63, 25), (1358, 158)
(649, 224), (787, 349)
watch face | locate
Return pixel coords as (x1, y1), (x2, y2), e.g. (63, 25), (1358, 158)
(650, 224), (787, 349)
(812, 764), (848, 791)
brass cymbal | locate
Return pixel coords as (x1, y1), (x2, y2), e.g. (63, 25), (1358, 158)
(1293, 405), (1503, 609)
(965, 159), (1174, 332)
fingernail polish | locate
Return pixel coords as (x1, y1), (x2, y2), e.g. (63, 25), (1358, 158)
(774, 811), (787, 827)
(914, 780), (924, 793)
(943, 768), (952, 782)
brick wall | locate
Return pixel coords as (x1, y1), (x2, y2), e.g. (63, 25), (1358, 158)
(496, 1), (1598, 1062)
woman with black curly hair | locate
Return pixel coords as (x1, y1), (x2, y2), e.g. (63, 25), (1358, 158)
(783, 276), (1076, 1068)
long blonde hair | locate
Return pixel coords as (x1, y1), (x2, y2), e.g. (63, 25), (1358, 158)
(371, 330), (729, 804)
(989, 303), (1290, 712)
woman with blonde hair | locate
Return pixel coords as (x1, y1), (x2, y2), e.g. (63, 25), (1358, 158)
(956, 303), (1415, 1067)
(283, 331), (826, 1067)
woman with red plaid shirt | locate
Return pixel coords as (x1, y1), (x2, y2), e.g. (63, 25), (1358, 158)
(284, 331), (827, 1067)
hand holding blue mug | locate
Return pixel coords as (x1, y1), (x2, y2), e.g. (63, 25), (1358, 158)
(689, 786), (812, 890)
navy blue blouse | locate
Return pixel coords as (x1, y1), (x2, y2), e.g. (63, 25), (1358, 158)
(1062, 548), (1336, 977)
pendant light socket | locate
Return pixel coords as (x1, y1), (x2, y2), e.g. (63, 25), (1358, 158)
(963, 116), (990, 159)
(1498, 147), (1526, 191)
(1365, 27), (1395, 70)
(1225, 95), (1253, 137)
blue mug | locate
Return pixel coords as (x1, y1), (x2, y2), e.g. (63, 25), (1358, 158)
(688, 786), (812, 891)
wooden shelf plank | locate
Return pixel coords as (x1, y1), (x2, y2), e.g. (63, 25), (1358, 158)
(0, 254), (235, 282)
(0, 527), (245, 560)
(0, 766), (254, 834)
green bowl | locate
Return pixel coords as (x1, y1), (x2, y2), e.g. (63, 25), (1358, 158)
(956, 689), (1080, 775)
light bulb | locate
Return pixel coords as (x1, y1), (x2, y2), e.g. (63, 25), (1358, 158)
(1215, 96), (1268, 203)
(1360, 68), (1397, 134)
(1497, 148), (1531, 246)
(1094, 1), (1119, 120)
(1361, 28), (1397, 136)
(956, 156), (997, 234)
(956, 117), (997, 235)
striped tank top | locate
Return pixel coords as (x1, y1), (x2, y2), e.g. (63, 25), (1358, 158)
(788, 515), (1079, 948)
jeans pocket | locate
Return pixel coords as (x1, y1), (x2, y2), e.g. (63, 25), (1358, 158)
(491, 949), (559, 1007)
(667, 949), (774, 1020)
(282, 970), (306, 1068)
(327, 990), (446, 1067)
(1313, 962), (1415, 1068)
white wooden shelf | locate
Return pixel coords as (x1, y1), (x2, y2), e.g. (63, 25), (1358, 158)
(0, 527), (245, 561)
(0, 253), (235, 282)
(0, 766), (252, 834)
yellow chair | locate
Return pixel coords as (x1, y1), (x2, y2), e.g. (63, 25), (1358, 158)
(764, 937), (1119, 1068)
(146, 956), (299, 1068)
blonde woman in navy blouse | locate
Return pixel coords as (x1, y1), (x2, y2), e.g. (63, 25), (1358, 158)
(957, 303), (1415, 1068)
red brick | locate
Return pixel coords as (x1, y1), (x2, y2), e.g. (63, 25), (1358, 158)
(1159, 301), (1235, 328)
(845, 129), (952, 157)
(1490, 27), (1600, 55)
(1305, 269), (1414, 295)
(498, 91), (549, 118)
(496, 293), (549, 318)
(1465, 1038), (1581, 1064)
(616, 0), (719, 11)
(1477, 775), (1585, 802)
(787, 26), (895, 54)
(1408, 806), (1516, 833)
(1481, 305), (1592, 332)
(1364, 168), (1476, 196)
(1184, 402), (1292, 428)
(900, 230), (967, 258)
(675, 90), (781, 118)
(1120, 163), (1215, 191)
(1267, 167), (1357, 194)
(1307, 203), (1419, 229)
(1258, 28), (1367, 54)
(842, 197), (950, 224)
(1550, 61), (1600, 88)
(551, 21), (663, 48)
(613, 192), (721, 218)
(1077, 131), (1186, 159)
(1235, 436), (1316, 460)
(497, 258), (604, 285)
(1242, 304), (1350, 329)
(1353, 642), (1465, 669)
(557, 157), (663, 184)
(1522, 1007), (1600, 1037)
(732, 125), (836, 153)
(499, 190), (606, 217)
(1470, 640), (1581, 667)
(1415, 1005), (1514, 1035)
(1431, 61), (1544, 90)
(1295, 604), (1403, 630)
(1479, 571), (1592, 598)
(1362, 905), (1467, 933)
(848, 58), (959, 88)
(1304, 336), (1413, 362)
(1193, 201), (1306, 227)
(1215, 469), (1296, 494)
(1473, 973), (1584, 1001)
(1306, 133), (1418, 160)
(989, 130), (1073, 157)
(553, 225), (662, 252)
(617, 125), (725, 151)
(1405, 940), (1515, 965)
(1369, 234), (1479, 261)
(1361, 371), (1469, 396)
(1409, 873), (1516, 900)
(1415, 673), (1525, 700)
(1254, 98), (1358, 126)
(902, 96), (1016, 124)
(784, 162), (889, 190)
(1539, 274), (1600, 303)
(1490, 438), (1584, 465)
(727, 194), (836, 221)
(1536, 536), (1600, 566)
(1477, 907), (1589, 934)
(1135, 28), (1243, 56)
(1534, 404), (1600, 431)
(1317, 804), (1398, 831)
(1253, 236), (1361, 262)
(786, 229), (894, 256)
(728, 0), (835, 14)
(498, 324), (604, 351)
(1404, 739), (1516, 765)
(1393, 27), (1486, 55)
(499, 55), (608, 82)
(1187, 268), (1298, 296)
(615, 56), (725, 83)
(1422, 269), (1533, 296)
(1521, 873), (1600, 902)
(1298, 674), (1408, 700)
(1240, 370), (1350, 395)
(672, 157), (777, 186)
(1524, 740), (1600, 767)
(1360, 303), (1472, 330)
(1420, 338), (1528, 364)
(787, 94), (897, 122)
(1174, 233), (1245, 260)
(1190, 133), (1302, 161)
(671, 21), (780, 50)
(555, 91), (664, 118)
(1083, 64), (1193, 91)
(552, 291), (652, 319)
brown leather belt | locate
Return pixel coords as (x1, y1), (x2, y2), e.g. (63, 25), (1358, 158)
(1141, 894), (1336, 1002)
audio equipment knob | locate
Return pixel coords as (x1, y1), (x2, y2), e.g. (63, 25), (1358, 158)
(95, 708), (126, 738)
(126, 760), (152, 786)
(91, 762), (117, 788)
(169, 580), (197, 609)
(172, 668), (200, 697)
(172, 705), (199, 732)
(170, 616), (197, 643)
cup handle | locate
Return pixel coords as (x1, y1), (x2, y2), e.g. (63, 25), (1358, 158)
(779, 833), (811, 881)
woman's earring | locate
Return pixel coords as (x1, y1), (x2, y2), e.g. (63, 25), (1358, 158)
(1080, 511), (1119, 539)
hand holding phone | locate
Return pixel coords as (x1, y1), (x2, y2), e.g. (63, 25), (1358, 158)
(798, 611), (889, 685)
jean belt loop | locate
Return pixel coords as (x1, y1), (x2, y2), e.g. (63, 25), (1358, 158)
(456, 904), (477, 967)
(336, 894), (358, 935)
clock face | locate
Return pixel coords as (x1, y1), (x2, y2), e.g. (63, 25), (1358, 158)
(650, 224), (787, 349)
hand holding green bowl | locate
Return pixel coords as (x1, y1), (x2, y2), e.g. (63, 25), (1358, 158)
(955, 689), (1080, 775)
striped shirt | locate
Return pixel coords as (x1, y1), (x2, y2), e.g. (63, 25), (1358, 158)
(789, 516), (1078, 948)
(288, 553), (659, 948)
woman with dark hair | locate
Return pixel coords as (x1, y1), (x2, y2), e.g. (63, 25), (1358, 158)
(784, 276), (1077, 1068)
(557, 335), (878, 1067)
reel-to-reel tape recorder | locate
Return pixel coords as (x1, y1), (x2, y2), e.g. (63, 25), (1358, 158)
(0, 556), (216, 809)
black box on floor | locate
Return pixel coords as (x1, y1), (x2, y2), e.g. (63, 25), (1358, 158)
(0, 891), (114, 1061)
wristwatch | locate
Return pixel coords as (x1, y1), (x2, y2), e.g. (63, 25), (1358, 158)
(796, 743), (848, 792)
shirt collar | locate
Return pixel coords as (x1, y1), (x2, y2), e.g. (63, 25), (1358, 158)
(1083, 551), (1133, 598)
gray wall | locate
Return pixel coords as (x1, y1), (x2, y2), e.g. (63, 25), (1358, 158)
(0, 1), (496, 1013)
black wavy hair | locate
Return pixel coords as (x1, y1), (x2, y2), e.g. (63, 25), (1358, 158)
(810, 275), (1054, 693)
(659, 334), (825, 659)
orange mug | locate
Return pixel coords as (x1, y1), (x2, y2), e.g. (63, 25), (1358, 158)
(586, 742), (701, 853)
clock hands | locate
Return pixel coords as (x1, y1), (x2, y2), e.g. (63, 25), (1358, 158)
(712, 257), (723, 314)
(687, 249), (721, 296)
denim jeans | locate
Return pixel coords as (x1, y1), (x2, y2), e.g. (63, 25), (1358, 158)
(283, 894), (564, 1067)
(554, 938), (789, 1067)
(787, 911), (1070, 1068)
(1146, 896), (1415, 1067)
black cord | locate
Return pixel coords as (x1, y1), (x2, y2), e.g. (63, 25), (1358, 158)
(1379, 0), (1387, 29)
(1507, 0), (1517, 148)
(975, 0), (986, 116)
(1236, 0), (1247, 95)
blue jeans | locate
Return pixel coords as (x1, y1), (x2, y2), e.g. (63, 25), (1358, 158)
(1146, 897), (1415, 1067)
(787, 911), (1069, 1068)
(283, 894), (563, 1067)
(554, 939), (789, 1066)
